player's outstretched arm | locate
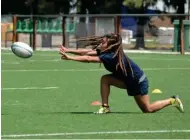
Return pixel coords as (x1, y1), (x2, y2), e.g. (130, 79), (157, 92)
(60, 46), (97, 56)
(59, 48), (101, 63)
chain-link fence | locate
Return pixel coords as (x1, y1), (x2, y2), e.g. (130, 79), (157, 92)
(1, 14), (190, 52)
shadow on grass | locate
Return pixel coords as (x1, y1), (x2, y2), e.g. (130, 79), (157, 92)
(2, 111), (183, 115)
(34, 111), (145, 115)
(70, 112), (142, 114)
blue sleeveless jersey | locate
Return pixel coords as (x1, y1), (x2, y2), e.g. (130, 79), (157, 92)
(97, 50), (144, 83)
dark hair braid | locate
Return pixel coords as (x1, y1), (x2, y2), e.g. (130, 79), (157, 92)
(77, 34), (134, 76)
(101, 34), (127, 75)
(76, 36), (104, 49)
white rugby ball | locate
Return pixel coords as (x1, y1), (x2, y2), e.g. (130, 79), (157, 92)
(11, 42), (33, 58)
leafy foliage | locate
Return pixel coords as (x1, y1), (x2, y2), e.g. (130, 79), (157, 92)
(2, 0), (187, 15)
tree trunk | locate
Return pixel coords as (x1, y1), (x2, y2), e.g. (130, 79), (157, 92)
(135, 24), (145, 49)
(62, 17), (66, 46)
(135, 16), (145, 49)
(179, 19), (184, 54)
(178, 1), (185, 54)
(32, 0), (38, 50)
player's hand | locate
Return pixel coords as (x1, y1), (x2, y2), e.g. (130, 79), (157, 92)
(59, 48), (71, 60)
(60, 52), (70, 60)
(61, 54), (70, 60)
(60, 45), (68, 53)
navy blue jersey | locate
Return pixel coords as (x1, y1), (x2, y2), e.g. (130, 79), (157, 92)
(97, 50), (144, 83)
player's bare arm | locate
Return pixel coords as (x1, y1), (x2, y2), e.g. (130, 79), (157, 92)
(59, 48), (101, 63)
(60, 46), (97, 56)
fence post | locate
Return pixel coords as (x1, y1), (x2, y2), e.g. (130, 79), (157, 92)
(114, 16), (120, 34)
(184, 20), (190, 51)
(29, 17), (33, 47)
(180, 19), (185, 55)
(173, 20), (180, 52)
(32, 16), (36, 50)
(62, 16), (66, 47)
(13, 15), (17, 43)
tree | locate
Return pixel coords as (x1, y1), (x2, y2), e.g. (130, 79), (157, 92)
(162, 0), (186, 54)
(25, 0), (71, 15)
(76, 0), (122, 14)
(2, 0), (72, 15)
(2, 0), (31, 14)
(123, 0), (187, 50)
(123, 0), (160, 49)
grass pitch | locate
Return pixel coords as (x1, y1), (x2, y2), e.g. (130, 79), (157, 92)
(1, 50), (190, 139)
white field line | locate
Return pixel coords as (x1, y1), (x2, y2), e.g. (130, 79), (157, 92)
(3, 101), (25, 106)
(29, 59), (60, 62)
(2, 67), (190, 72)
(3, 103), (25, 106)
(143, 67), (190, 71)
(1, 52), (59, 56)
(123, 50), (190, 55)
(2, 59), (61, 62)
(2, 47), (190, 55)
(132, 57), (190, 61)
(1, 61), (20, 64)
(1, 87), (59, 90)
(1, 129), (190, 138)
(1, 58), (190, 63)
(1, 69), (105, 72)
(2, 49), (190, 56)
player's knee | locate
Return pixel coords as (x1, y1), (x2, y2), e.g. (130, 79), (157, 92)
(101, 75), (110, 85)
(142, 106), (153, 113)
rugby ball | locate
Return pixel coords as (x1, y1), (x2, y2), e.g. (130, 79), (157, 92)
(11, 42), (33, 58)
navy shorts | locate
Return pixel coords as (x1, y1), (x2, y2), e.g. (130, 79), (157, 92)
(126, 77), (149, 96)
(111, 74), (149, 96)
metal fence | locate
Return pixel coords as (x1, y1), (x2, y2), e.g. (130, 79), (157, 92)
(1, 14), (190, 52)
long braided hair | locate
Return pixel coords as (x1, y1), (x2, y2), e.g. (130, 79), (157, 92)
(77, 34), (134, 76)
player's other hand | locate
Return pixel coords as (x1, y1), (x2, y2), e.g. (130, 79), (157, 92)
(59, 47), (70, 60)
(60, 45), (68, 53)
